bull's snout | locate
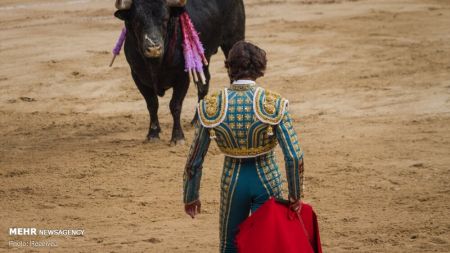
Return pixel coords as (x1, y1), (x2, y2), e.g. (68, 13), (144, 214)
(145, 45), (163, 58)
(144, 34), (163, 58)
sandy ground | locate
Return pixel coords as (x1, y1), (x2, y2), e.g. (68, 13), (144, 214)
(1, 0), (449, 252)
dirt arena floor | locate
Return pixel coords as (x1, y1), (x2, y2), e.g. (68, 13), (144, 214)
(1, 0), (449, 252)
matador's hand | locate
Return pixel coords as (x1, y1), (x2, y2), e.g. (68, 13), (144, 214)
(185, 200), (201, 219)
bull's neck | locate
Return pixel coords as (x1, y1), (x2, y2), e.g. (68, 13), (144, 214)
(162, 8), (184, 67)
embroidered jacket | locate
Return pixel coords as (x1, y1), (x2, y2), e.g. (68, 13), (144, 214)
(183, 81), (304, 203)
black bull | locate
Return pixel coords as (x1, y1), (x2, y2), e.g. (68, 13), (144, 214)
(114, 0), (245, 145)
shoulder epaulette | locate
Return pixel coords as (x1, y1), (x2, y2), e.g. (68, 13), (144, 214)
(253, 87), (288, 125)
(197, 89), (228, 128)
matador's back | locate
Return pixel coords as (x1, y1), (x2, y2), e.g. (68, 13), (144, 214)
(197, 81), (292, 158)
(184, 79), (304, 203)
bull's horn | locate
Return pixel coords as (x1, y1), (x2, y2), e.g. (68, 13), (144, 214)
(115, 0), (132, 10)
(167, 0), (187, 7)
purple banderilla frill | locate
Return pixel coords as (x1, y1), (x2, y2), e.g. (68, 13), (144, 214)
(109, 27), (127, 67)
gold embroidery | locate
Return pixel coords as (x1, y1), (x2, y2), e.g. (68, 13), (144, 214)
(255, 161), (271, 197)
(216, 125), (235, 148)
(230, 83), (255, 91)
(264, 90), (278, 114)
(219, 142), (277, 157)
(237, 114), (243, 121)
(270, 180), (276, 187)
(254, 88), (286, 125)
(224, 175), (231, 185)
(237, 106), (243, 112)
(205, 92), (219, 116)
(252, 123), (268, 147)
(198, 89), (227, 127)
(220, 158), (237, 246)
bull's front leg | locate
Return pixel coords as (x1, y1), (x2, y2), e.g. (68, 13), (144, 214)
(170, 77), (189, 146)
(132, 71), (161, 141)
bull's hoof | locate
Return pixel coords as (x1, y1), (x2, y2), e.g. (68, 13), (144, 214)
(146, 132), (160, 143)
(170, 138), (185, 146)
(145, 136), (160, 143)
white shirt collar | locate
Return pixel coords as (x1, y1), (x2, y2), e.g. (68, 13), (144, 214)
(232, 79), (256, 85)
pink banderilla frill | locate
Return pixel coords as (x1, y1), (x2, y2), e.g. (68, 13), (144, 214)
(109, 27), (127, 67)
(182, 12), (208, 66)
(180, 12), (208, 84)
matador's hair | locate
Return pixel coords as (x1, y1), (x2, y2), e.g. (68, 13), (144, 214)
(225, 41), (267, 81)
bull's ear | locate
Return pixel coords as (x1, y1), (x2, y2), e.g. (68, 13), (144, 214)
(114, 10), (130, 21)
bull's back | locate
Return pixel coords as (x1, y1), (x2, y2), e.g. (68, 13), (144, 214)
(186, 0), (245, 54)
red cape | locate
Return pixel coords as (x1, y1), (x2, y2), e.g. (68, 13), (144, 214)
(236, 198), (322, 253)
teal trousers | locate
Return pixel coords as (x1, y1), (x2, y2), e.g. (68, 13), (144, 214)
(219, 153), (283, 253)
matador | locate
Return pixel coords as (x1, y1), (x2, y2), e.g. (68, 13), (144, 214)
(183, 41), (304, 253)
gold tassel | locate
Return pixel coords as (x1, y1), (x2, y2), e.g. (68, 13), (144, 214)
(210, 129), (216, 139)
(267, 125), (274, 136)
